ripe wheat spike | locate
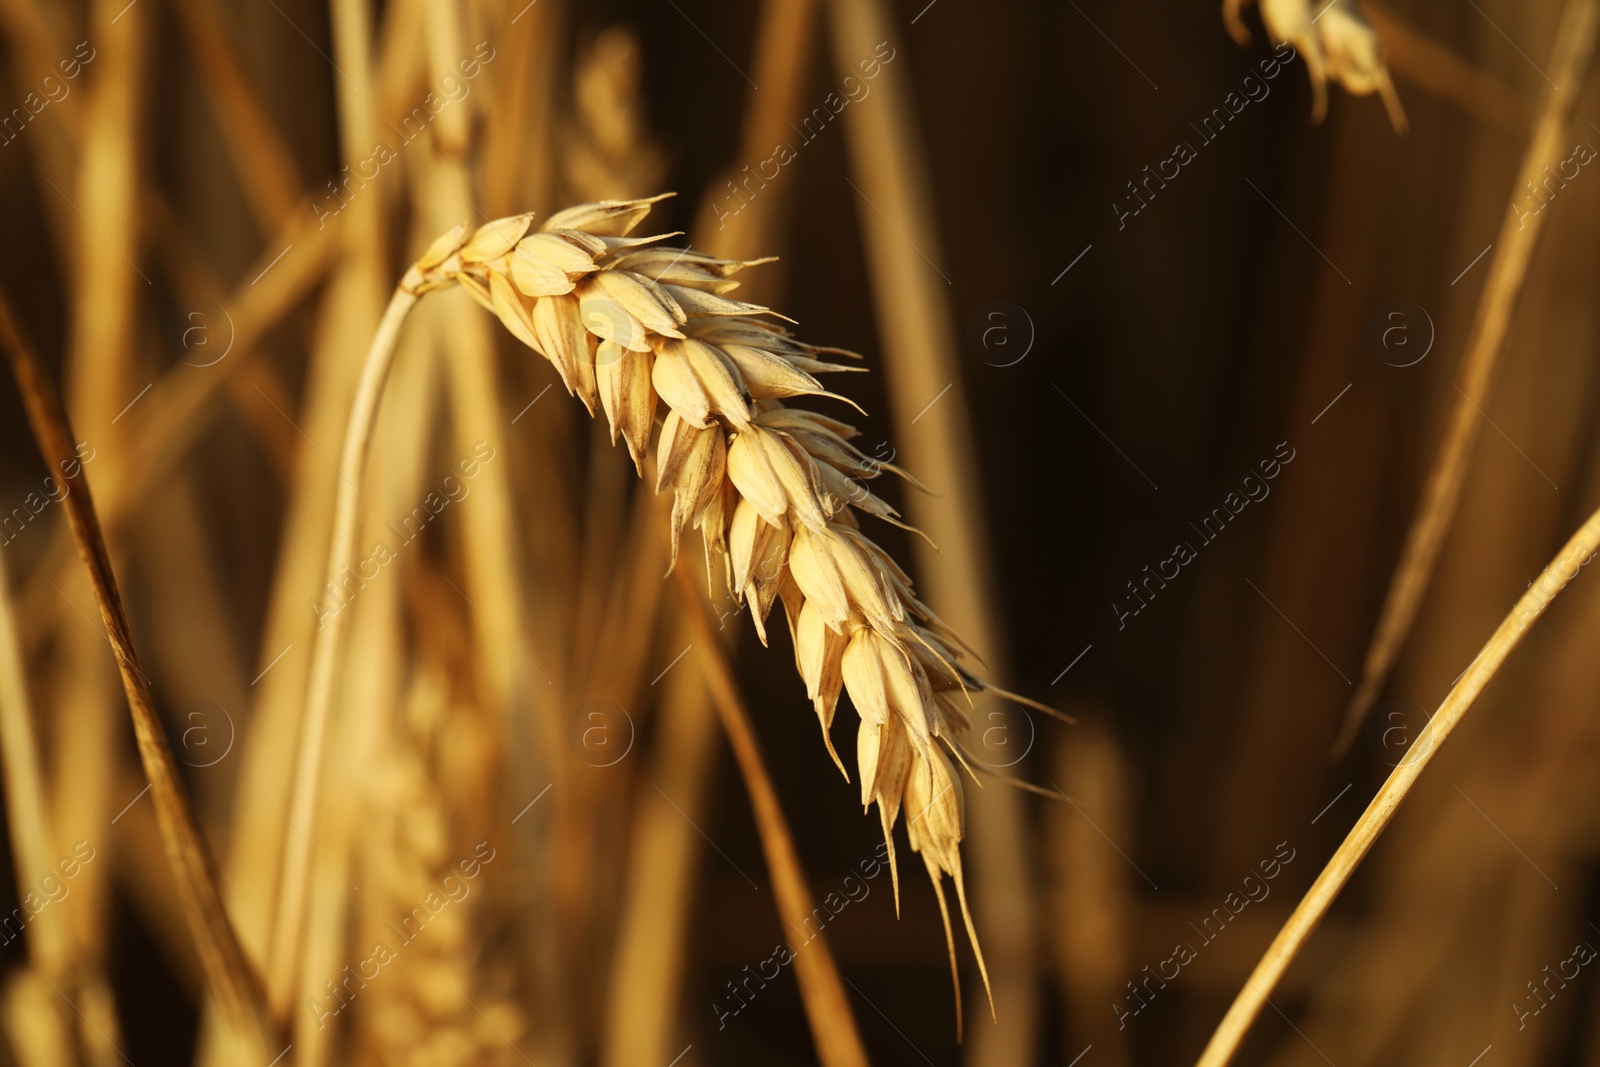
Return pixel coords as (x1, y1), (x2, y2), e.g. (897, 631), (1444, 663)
(407, 194), (1063, 1020)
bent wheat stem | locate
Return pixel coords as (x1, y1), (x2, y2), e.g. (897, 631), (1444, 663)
(267, 280), (419, 1015)
(1197, 503), (1600, 1067)
(674, 565), (870, 1067)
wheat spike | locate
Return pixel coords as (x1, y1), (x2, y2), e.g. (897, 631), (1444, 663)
(408, 194), (1045, 996)
(355, 611), (524, 1066)
(561, 27), (671, 202)
(1225, 0), (1407, 131)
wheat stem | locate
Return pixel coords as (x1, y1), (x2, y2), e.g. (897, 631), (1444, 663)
(0, 547), (71, 975)
(1197, 502), (1600, 1067)
(0, 287), (274, 1046)
(1335, 0), (1600, 757)
(1364, 3), (1528, 133)
(167, 0), (303, 229)
(266, 279), (420, 1017)
(673, 565), (871, 1067)
(601, 604), (718, 1067)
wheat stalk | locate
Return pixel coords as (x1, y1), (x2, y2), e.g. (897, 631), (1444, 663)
(0, 543), (72, 978)
(1332, 0), (1600, 757)
(824, 0), (1046, 1053)
(560, 26), (670, 203)
(0, 542), (84, 1064)
(279, 194), (1065, 1031)
(0, 288), (273, 1048)
(265, 282), (418, 1014)
(673, 566), (871, 1066)
(1196, 501), (1600, 1066)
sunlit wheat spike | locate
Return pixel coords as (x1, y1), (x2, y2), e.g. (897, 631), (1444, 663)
(413, 195), (1055, 998)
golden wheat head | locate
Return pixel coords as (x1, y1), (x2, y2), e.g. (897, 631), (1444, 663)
(400, 194), (1068, 1007)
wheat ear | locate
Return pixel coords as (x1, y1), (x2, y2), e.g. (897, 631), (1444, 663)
(1225, 0), (1407, 130)
(0, 289), (274, 1047)
(1333, 0), (1600, 758)
(1197, 502), (1600, 1066)
(284, 195), (1062, 1024)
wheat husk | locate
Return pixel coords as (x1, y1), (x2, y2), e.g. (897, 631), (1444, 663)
(298, 193), (1057, 1048)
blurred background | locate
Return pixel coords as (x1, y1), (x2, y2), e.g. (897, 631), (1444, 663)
(2, 0), (1599, 1064)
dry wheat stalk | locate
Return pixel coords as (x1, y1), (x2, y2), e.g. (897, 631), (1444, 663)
(1196, 501), (1600, 1066)
(823, 1), (1045, 1056)
(0, 290), (274, 1048)
(268, 282), (419, 1013)
(1225, 0), (1407, 130)
(0, 548), (83, 1065)
(1332, 0), (1600, 757)
(1, 970), (74, 1067)
(284, 194), (1063, 1028)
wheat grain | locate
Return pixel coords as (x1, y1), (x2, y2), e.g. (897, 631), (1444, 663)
(282, 194), (1063, 1029)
